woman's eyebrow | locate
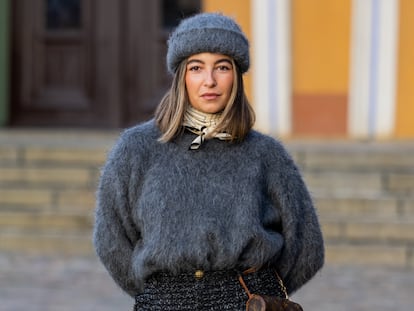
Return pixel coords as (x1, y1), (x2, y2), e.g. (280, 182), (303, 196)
(186, 58), (232, 66)
(187, 59), (204, 65)
(215, 59), (232, 65)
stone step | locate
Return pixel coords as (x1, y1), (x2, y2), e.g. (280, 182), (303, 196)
(304, 170), (414, 197)
(0, 166), (96, 187)
(325, 243), (413, 268)
(0, 212), (93, 232)
(2, 214), (413, 267)
(290, 141), (414, 196)
(4, 211), (413, 248)
(0, 146), (107, 167)
(289, 141), (414, 171)
(0, 231), (93, 256)
(314, 195), (414, 221)
(1, 225), (412, 267)
(0, 211), (94, 256)
(322, 219), (414, 244)
(298, 150), (414, 172)
(0, 188), (95, 213)
(0, 137), (110, 168)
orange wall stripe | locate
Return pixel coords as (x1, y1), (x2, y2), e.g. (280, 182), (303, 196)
(395, 0), (414, 138)
(292, 0), (351, 93)
(292, 0), (351, 137)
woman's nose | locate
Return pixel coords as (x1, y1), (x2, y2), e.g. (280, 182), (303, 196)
(203, 70), (217, 87)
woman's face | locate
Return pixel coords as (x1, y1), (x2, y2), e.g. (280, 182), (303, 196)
(185, 53), (234, 114)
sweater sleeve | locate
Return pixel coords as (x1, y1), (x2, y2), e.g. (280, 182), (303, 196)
(93, 133), (142, 297)
(265, 140), (324, 294)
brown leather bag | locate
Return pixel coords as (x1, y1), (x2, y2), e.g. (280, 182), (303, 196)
(238, 270), (303, 311)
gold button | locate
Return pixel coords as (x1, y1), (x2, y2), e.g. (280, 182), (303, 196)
(194, 270), (204, 279)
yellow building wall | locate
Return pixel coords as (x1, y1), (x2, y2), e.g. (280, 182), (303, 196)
(395, 0), (414, 138)
(292, 0), (351, 136)
(202, 0), (252, 101)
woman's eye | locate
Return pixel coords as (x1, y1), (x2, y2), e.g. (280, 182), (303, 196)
(217, 65), (231, 71)
(189, 66), (201, 71)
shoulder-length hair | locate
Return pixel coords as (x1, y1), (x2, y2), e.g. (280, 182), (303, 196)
(155, 58), (255, 143)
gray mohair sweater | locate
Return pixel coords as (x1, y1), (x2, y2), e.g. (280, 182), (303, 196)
(93, 120), (324, 297)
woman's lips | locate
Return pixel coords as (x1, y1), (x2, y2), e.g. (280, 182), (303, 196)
(201, 93), (220, 100)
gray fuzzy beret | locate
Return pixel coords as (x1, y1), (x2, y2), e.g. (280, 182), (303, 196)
(167, 13), (250, 74)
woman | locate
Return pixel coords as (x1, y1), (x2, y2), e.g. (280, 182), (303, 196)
(94, 12), (324, 310)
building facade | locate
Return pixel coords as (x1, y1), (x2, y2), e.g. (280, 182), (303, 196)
(0, 0), (413, 139)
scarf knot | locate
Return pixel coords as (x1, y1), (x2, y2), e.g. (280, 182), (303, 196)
(183, 106), (232, 150)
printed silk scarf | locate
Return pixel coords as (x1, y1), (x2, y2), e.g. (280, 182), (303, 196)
(183, 106), (232, 150)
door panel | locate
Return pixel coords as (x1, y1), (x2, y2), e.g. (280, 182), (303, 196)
(11, 0), (200, 128)
(12, 0), (106, 126)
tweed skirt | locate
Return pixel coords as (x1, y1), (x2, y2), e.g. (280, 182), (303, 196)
(134, 267), (285, 311)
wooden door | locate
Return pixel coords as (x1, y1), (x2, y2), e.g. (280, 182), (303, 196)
(11, 0), (200, 128)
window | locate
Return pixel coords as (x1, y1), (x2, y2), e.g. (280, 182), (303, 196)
(46, 0), (81, 30)
(162, 0), (201, 30)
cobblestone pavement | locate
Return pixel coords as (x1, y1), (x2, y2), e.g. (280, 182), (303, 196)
(1, 253), (413, 311)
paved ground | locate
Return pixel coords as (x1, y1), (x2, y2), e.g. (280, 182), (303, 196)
(1, 253), (413, 311)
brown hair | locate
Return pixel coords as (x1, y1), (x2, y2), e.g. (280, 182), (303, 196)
(155, 59), (255, 143)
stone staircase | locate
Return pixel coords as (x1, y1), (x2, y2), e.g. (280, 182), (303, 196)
(0, 130), (413, 268)
(288, 141), (414, 268)
(0, 129), (118, 256)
